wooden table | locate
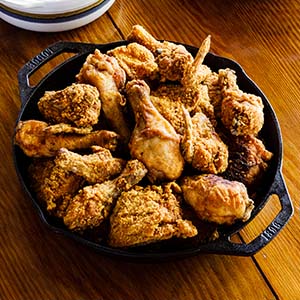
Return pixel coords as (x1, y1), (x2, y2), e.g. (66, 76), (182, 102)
(1, 0), (299, 299)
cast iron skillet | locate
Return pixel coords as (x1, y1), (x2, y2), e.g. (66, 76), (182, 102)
(13, 41), (294, 260)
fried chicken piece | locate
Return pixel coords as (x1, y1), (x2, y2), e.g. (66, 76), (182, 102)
(63, 160), (148, 231)
(181, 108), (228, 174)
(76, 49), (131, 142)
(28, 157), (84, 218)
(38, 83), (101, 127)
(221, 89), (264, 136)
(181, 174), (254, 225)
(205, 68), (264, 135)
(55, 147), (126, 184)
(108, 182), (198, 248)
(107, 42), (158, 80)
(149, 36), (215, 127)
(223, 135), (273, 189)
(181, 36), (215, 123)
(15, 120), (120, 157)
(126, 79), (184, 182)
(127, 25), (193, 82)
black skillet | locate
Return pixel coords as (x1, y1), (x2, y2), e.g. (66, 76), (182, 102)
(13, 41), (294, 260)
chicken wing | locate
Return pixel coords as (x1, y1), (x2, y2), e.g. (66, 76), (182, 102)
(107, 42), (158, 80)
(28, 157), (84, 218)
(181, 108), (228, 174)
(127, 25), (193, 82)
(181, 174), (254, 225)
(38, 83), (101, 127)
(14, 120), (120, 157)
(76, 49), (131, 142)
(108, 182), (198, 248)
(223, 135), (273, 190)
(181, 35), (215, 123)
(126, 79), (184, 182)
(63, 159), (148, 231)
(55, 147), (126, 184)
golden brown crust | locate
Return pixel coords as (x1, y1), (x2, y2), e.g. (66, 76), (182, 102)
(181, 174), (254, 225)
(107, 42), (158, 80)
(38, 83), (101, 127)
(108, 183), (197, 247)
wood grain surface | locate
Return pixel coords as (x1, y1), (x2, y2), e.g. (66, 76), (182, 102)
(0, 0), (299, 299)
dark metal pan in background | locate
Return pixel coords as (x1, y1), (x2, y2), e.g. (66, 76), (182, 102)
(13, 41), (294, 260)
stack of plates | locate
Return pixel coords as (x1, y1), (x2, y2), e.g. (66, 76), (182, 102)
(0, 0), (115, 32)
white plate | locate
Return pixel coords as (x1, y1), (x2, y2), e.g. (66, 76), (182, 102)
(0, 0), (115, 32)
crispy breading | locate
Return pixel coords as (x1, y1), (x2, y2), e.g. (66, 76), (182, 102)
(181, 174), (254, 225)
(181, 108), (228, 174)
(221, 89), (264, 136)
(38, 83), (100, 127)
(127, 25), (193, 82)
(28, 157), (83, 218)
(55, 147), (126, 184)
(108, 182), (198, 247)
(107, 42), (158, 80)
(63, 160), (147, 231)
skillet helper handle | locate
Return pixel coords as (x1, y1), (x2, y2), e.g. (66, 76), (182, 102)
(18, 41), (96, 105)
(204, 171), (293, 256)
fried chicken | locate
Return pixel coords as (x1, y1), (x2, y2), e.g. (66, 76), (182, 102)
(181, 108), (228, 174)
(205, 68), (264, 135)
(126, 79), (184, 182)
(223, 135), (273, 190)
(55, 147), (126, 184)
(107, 42), (158, 80)
(38, 83), (101, 128)
(181, 35), (215, 123)
(14, 120), (120, 157)
(63, 160), (147, 231)
(149, 36), (215, 128)
(181, 174), (254, 225)
(127, 25), (193, 82)
(28, 156), (84, 218)
(221, 89), (264, 136)
(76, 49), (131, 142)
(108, 182), (198, 248)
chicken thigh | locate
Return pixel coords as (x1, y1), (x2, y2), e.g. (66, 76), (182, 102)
(181, 174), (254, 225)
(126, 79), (184, 182)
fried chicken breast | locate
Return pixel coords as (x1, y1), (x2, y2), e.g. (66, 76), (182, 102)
(108, 182), (197, 247)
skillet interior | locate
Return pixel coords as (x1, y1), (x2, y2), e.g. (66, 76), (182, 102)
(13, 42), (282, 259)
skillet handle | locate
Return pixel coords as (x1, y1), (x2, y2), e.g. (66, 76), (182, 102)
(202, 171), (293, 256)
(18, 41), (96, 105)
